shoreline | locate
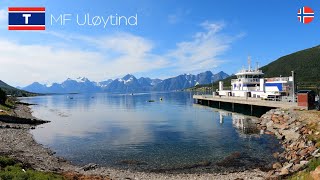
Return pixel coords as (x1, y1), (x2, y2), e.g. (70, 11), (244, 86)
(256, 108), (320, 178)
(0, 101), (270, 179)
(4, 99), (319, 179)
(3, 100), (318, 179)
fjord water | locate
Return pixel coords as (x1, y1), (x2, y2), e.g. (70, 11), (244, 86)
(21, 92), (281, 172)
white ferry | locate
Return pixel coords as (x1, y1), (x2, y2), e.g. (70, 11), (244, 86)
(218, 58), (294, 100)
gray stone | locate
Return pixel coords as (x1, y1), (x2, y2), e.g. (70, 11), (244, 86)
(312, 149), (320, 156)
(279, 168), (289, 175)
(266, 121), (274, 128)
(287, 118), (296, 125)
(273, 162), (282, 169)
(82, 163), (98, 171)
(274, 111), (282, 115)
(282, 129), (300, 141)
(292, 163), (304, 171)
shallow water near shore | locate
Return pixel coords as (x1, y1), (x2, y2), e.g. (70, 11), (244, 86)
(20, 92), (282, 173)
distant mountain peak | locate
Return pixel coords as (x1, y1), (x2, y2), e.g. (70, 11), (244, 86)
(45, 83), (52, 88)
(122, 74), (135, 80)
(76, 77), (89, 82)
(65, 77), (90, 83)
(217, 71), (227, 74)
(22, 70), (229, 93)
(30, 82), (42, 85)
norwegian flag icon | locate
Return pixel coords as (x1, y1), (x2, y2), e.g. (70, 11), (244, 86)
(297, 6), (314, 24)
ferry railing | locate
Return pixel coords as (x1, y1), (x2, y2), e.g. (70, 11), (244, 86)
(231, 78), (260, 83)
(265, 77), (290, 82)
(237, 69), (263, 74)
(231, 77), (291, 84)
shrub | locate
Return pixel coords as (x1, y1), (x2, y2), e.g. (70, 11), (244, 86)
(0, 88), (7, 105)
(0, 156), (64, 180)
(0, 156), (15, 168)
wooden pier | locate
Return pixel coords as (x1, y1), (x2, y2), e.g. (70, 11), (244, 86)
(193, 95), (304, 116)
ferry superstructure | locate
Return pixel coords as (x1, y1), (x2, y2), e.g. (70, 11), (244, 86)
(218, 58), (294, 100)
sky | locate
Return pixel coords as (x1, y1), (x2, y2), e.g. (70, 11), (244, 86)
(0, 0), (319, 87)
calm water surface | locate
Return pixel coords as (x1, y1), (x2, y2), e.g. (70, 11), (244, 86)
(20, 92), (281, 172)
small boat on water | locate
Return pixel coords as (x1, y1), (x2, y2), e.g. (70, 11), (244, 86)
(148, 100), (155, 102)
(67, 96), (74, 99)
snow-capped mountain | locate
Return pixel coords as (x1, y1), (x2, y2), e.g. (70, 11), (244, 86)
(152, 71), (229, 91)
(23, 77), (100, 93)
(97, 79), (113, 88)
(22, 71), (229, 93)
(106, 74), (141, 92)
(60, 77), (101, 93)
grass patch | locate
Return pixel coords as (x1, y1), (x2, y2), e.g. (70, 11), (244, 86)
(0, 104), (11, 112)
(289, 170), (312, 180)
(289, 158), (320, 179)
(306, 158), (320, 172)
(0, 156), (64, 180)
(0, 97), (16, 114)
(4, 98), (15, 108)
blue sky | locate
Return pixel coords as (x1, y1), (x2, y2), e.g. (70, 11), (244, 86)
(0, 0), (319, 86)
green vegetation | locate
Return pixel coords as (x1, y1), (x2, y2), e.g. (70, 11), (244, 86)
(0, 156), (16, 167)
(289, 171), (312, 180)
(0, 88), (7, 105)
(0, 96), (16, 114)
(0, 80), (38, 97)
(260, 45), (320, 91)
(306, 158), (320, 172)
(189, 45), (320, 93)
(289, 158), (320, 180)
(0, 156), (64, 180)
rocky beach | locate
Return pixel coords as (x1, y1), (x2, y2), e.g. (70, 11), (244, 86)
(1, 101), (320, 179)
(257, 108), (320, 179)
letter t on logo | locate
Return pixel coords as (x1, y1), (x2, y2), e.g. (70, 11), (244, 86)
(22, 14), (31, 24)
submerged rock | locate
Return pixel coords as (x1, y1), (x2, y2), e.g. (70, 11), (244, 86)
(216, 152), (242, 167)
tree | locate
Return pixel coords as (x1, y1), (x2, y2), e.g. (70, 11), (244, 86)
(0, 88), (7, 104)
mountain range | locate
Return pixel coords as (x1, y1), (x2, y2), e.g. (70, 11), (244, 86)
(21, 71), (229, 93)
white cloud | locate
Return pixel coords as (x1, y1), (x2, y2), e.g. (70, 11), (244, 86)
(0, 21), (241, 86)
(0, 33), (168, 86)
(167, 21), (235, 74)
